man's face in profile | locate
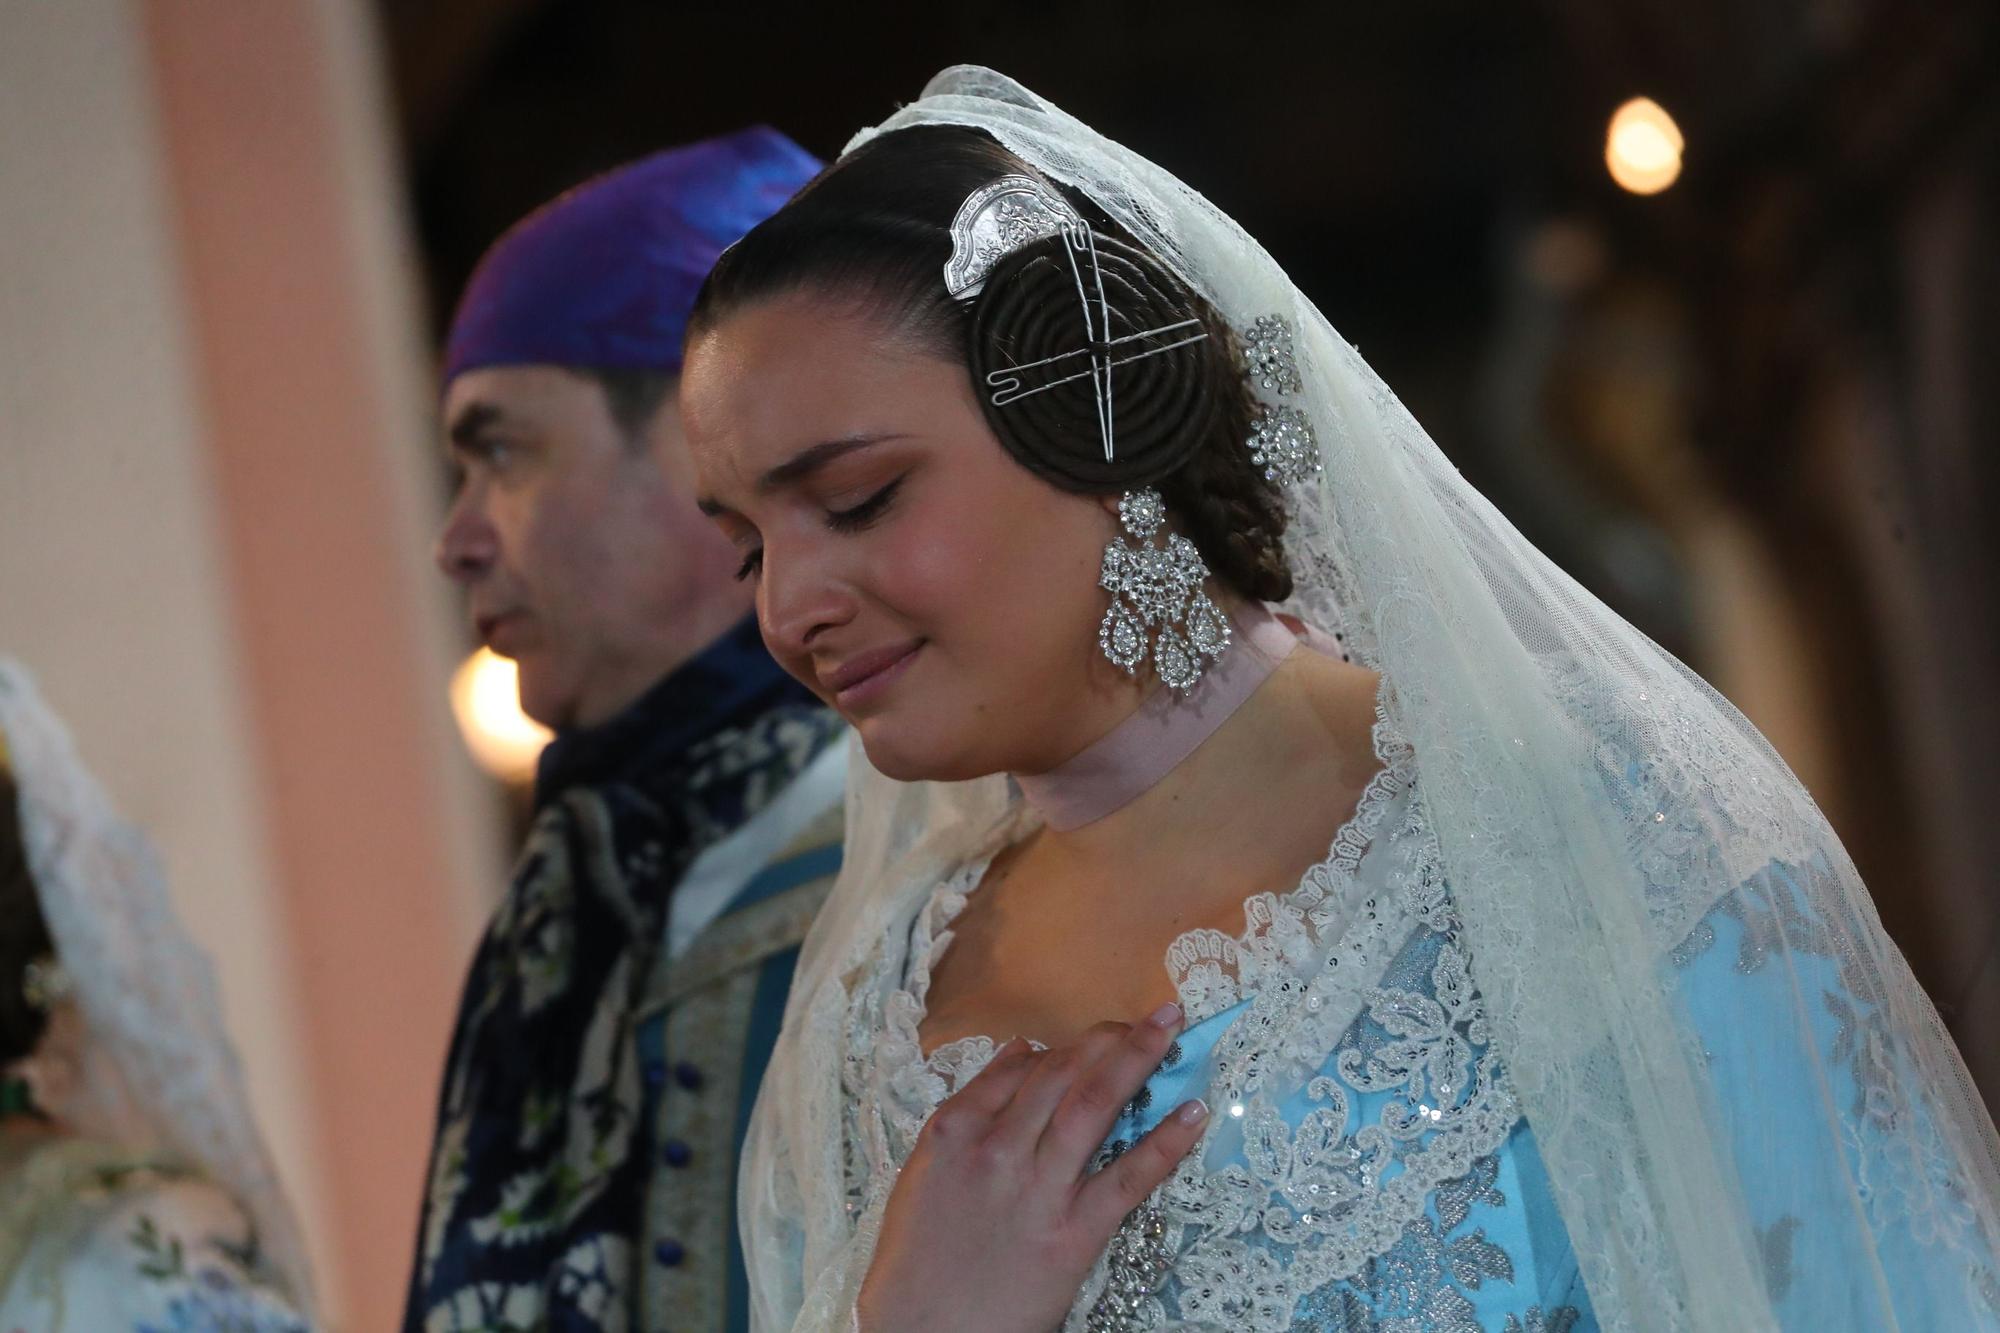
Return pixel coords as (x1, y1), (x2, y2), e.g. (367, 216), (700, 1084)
(434, 365), (744, 729)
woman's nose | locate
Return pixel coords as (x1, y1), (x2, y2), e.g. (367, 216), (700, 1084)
(758, 542), (858, 663)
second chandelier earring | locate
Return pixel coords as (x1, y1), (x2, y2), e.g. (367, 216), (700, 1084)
(1098, 488), (1231, 692)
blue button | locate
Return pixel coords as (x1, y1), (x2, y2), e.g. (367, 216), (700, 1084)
(642, 1062), (667, 1089)
(654, 1239), (685, 1267)
(673, 1061), (703, 1090)
(662, 1139), (692, 1168)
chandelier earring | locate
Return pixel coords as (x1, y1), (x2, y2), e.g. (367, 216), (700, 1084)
(1097, 489), (1230, 692)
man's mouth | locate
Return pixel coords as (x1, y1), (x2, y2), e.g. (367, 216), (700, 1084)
(475, 611), (525, 650)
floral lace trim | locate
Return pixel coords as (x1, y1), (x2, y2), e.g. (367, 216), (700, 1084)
(886, 702), (1415, 1095)
(1165, 709), (1413, 1026)
(851, 707), (1528, 1331)
(1118, 841), (1522, 1330)
(874, 859), (1013, 1121)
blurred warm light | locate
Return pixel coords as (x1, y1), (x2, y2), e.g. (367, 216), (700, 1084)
(1606, 97), (1685, 196)
(450, 648), (551, 783)
(1523, 218), (1609, 296)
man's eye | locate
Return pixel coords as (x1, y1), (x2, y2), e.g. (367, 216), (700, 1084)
(459, 437), (516, 470)
(735, 548), (765, 582)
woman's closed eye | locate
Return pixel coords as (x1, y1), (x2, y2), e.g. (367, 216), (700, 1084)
(733, 474), (908, 582)
(825, 475), (906, 533)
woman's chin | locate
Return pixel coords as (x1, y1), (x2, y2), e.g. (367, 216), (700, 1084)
(854, 718), (995, 785)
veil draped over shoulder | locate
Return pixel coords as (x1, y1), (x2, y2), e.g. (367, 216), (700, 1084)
(742, 67), (2000, 1333)
(0, 660), (315, 1312)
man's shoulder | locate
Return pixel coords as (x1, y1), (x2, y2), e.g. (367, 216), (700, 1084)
(638, 803), (843, 1018)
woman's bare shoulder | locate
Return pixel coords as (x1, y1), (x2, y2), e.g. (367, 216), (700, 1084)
(1281, 645), (1385, 783)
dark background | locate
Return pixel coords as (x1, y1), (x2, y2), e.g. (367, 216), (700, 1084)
(377, 0), (2000, 1098)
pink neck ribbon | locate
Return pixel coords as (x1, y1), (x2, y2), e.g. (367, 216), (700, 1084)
(1014, 602), (1315, 832)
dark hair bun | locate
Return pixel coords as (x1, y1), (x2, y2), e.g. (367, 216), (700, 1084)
(968, 232), (1225, 493)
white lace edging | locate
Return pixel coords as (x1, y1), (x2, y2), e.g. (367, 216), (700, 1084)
(851, 711), (1526, 1331)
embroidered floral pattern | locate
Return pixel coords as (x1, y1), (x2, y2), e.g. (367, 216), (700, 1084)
(846, 713), (1548, 1331)
(1288, 1155), (1581, 1332)
(1668, 864), (1976, 1255)
(0, 1153), (312, 1333)
(135, 1265), (312, 1333)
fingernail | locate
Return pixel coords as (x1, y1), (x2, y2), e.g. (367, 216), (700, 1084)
(1147, 1001), (1183, 1029)
(1174, 1098), (1209, 1126)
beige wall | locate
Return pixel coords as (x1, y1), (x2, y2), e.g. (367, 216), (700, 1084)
(0, 2), (501, 1325)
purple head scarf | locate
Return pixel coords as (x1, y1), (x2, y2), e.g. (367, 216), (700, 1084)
(441, 126), (821, 385)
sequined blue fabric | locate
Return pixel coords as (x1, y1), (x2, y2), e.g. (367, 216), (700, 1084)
(1107, 969), (1593, 1329)
(1095, 865), (1996, 1330)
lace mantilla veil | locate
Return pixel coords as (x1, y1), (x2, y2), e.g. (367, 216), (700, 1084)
(741, 67), (2000, 1332)
(0, 660), (315, 1311)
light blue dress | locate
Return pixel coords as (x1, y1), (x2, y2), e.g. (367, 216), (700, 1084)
(859, 752), (1998, 1330)
(1111, 980), (1593, 1331)
(1094, 861), (1995, 1330)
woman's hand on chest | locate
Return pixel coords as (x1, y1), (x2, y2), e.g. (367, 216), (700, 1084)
(858, 1005), (1209, 1333)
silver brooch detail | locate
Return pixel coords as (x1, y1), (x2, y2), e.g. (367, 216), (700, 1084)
(1247, 405), (1320, 486)
(1084, 1139), (1176, 1331)
(1243, 314), (1303, 395)
(1098, 489), (1231, 692)
(944, 174), (1085, 299)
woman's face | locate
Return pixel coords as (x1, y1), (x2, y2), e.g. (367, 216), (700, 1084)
(681, 291), (1140, 782)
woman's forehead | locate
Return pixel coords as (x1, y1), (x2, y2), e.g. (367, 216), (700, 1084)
(685, 299), (967, 460)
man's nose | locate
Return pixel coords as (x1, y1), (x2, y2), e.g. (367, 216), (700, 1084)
(435, 492), (498, 584)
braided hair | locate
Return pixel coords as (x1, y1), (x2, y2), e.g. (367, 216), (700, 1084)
(689, 125), (1291, 603)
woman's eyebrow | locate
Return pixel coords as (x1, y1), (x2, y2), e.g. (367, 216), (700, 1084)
(697, 432), (908, 515)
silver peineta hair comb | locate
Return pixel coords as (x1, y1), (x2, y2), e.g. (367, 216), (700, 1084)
(945, 174), (1207, 462)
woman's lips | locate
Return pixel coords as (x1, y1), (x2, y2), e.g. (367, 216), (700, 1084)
(824, 641), (923, 710)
